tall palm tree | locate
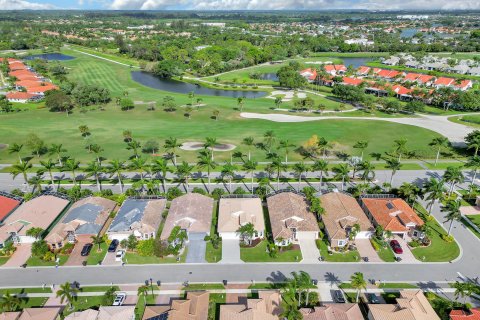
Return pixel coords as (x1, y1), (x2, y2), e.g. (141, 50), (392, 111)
(85, 160), (103, 192)
(317, 137), (331, 159)
(63, 158), (80, 186)
(0, 291), (21, 312)
(271, 158), (287, 191)
(164, 137), (182, 166)
(398, 182), (421, 206)
(151, 158), (171, 193)
(242, 137), (254, 161)
(466, 156), (480, 188)
(243, 159), (258, 194)
(385, 159), (402, 188)
(350, 272), (367, 303)
(429, 137), (449, 166)
(360, 160), (376, 183)
(109, 159), (125, 193)
(49, 143), (67, 166)
(353, 140), (369, 160)
(197, 150), (217, 189)
(39, 159), (56, 190)
(221, 162), (237, 193)
(423, 178), (445, 215)
(236, 222), (256, 245)
(297, 271), (313, 306)
(176, 161), (194, 193)
(130, 157), (148, 191)
(90, 144), (104, 164)
(204, 137), (217, 160)
(279, 139), (295, 164)
(280, 301), (302, 320)
(452, 281), (475, 304)
(293, 162), (308, 191)
(312, 159), (329, 191)
(56, 281), (78, 311)
(393, 138), (408, 162)
(11, 161), (32, 187)
(442, 200), (462, 236)
(90, 234), (104, 252)
(29, 174), (43, 193)
(443, 166), (465, 195)
(237, 97), (245, 111)
(333, 164), (350, 191)
(263, 130), (276, 152)
(8, 143), (23, 164)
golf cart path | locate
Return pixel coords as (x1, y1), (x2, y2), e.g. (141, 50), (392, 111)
(240, 112), (473, 145)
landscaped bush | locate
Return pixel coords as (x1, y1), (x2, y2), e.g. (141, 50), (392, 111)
(408, 240), (421, 248)
(137, 238), (155, 256)
(441, 234), (454, 242)
(166, 187), (183, 200)
(370, 238), (381, 251)
(59, 243), (74, 254)
(192, 187), (206, 195)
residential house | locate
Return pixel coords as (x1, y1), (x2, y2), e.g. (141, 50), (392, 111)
(454, 79), (473, 91)
(45, 197), (117, 250)
(267, 191), (319, 246)
(142, 291), (209, 320)
(26, 83), (58, 95)
(377, 69), (402, 81)
(360, 195), (424, 239)
(0, 194), (70, 247)
(383, 56), (401, 66)
(65, 306), (135, 320)
(405, 60), (420, 68)
(218, 196), (265, 241)
(416, 75), (435, 86)
(342, 77), (363, 86)
(467, 67), (480, 76)
(220, 290), (282, 320)
(368, 290), (440, 320)
(423, 62), (448, 71)
(433, 77), (455, 89)
(324, 64), (347, 76)
(450, 309), (480, 320)
(320, 192), (373, 248)
(357, 66), (371, 76)
(107, 197), (166, 241)
(161, 193), (213, 241)
(300, 68), (318, 82)
(403, 73), (422, 83)
(392, 85), (414, 101)
(300, 303), (364, 320)
(0, 312), (21, 320)
(17, 307), (62, 320)
(447, 65), (470, 75)
(5, 92), (42, 103)
(0, 191), (22, 223)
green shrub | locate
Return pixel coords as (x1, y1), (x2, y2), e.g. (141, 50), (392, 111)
(441, 234), (454, 242)
(137, 238), (155, 256)
(370, 238), (381, 251)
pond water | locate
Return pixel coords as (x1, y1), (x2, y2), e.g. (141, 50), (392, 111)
(259, 73), (279, 81)
(131, 71), (267, 98)
(25, 53), (75, 61)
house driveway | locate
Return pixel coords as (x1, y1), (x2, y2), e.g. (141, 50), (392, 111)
(65, 238), (91, 266)
(102, 251), (121, 266)
(393, 235), (418, 263)
(297, 235), (320, 263)
(185, 233), (206, 263)
(3, 244), (31, 267)
(355, 239), (382, 262)
(220, 239), (243, 264)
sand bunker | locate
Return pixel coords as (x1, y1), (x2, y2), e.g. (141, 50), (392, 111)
(181, 141), (236, 152)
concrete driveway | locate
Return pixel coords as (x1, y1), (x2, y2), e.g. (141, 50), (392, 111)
(298, 236), (320, 263)
(102, 251), (122, 266)
(3, 244), (31, 267)
(355, 239), (382, 262)
(392, 236), (418, 263)
(220, 239), (243, 264)
(185, 233), (206, 263)
(65, 239), (91, 266)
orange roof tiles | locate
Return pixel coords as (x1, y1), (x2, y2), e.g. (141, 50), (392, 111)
(0, 194), (21, 222)
(434, 77), (454, 86)
(342, 77), (363, 86)
(6, 92), (40, 100)
(450, 309), (480, 320)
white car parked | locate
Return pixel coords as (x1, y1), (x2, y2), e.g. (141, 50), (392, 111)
(113, 292), (127, 306)
(115, 249), (125, 262)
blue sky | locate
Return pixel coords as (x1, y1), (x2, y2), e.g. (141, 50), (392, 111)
(1, 0), (480, 11)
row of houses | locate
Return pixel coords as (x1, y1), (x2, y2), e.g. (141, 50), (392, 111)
(1, 306), (136, 320)
(0, 57), (58, 103)
(0, 189), (425, 252)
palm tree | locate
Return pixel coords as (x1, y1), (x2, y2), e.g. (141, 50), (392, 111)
(312, 159), (329, 191)
(126, 140), (141, 159)
(49, 143), (67, 166)
(138, 285), (149, 306)
(350, 272), (367, 303)
(236, 222), (256, 245)
(443, 166), (465, 195)
(317, 137), (331, 159)
(151, 158), (171, 193)
(109, 159), (125, 193)
(130, 157), (148, 191)
(385, 159), (402, 188)
(197, 150), (217, 189)
(63, 158), (80, 186)
(221, 162), (237, 193)
(280, 302), (302, 320)
(164, 137), (182, 166)
(271, 158), (287, 191)
(360, 160), (376, 183)
(39, 159), (56, 190)
(243, 159), (258, 194)
(297, 271), (313, 306)
(90, 234), (104, 252)
(398, 182), (421, 206)
(8, 143), (23, 164)
(333, 164), (350, 191)
(293, 162), (308, 191)
(176, 161), (194, 193)
(452, 281), (475, 304)
(242, 137), (254, 160)
(279, 140), (295, 164)
(90, 144), (104, 164)
(429, 137), (449, 166)
(0, 291), (21, 312)
(212, 109), (220, 120)
(423, 178), (445, 215)
(29, 174), (43, 193)
(466, 156), (480, 188)
(11, 161), (32, 187)
(353, 140), (369, 160)
(78, 125), (90, 139)
(56, 281), (78, 311)
(204, 137), (217, 160)
(237, 97), (245, 111)
(26, 227), (44, 239)
(85, 160), (103, 192)
(442, 200), (462, 236)
(393, 138), (408, 162)
(263, 130), (276, 152)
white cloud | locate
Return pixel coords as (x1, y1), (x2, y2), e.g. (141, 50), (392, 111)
(0, 0), (55, 9)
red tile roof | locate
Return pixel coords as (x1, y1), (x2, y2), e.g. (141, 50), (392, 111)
(392, 85), (412, 96)
(404, 73), (421, 82)
(0, 194), (21, 221)
(6, 92), (40, 100)
(9, 62), (28, 71)
(454, 79), (472, 89)
(450, 309), (480, 320)
(27, 84), (58, 93)
(300, 68), (317, 81)
(16, 80), (43, 88)
(434, 77), (454, 86)
(357, 66), (371, 74)
(417, 75), (435, 84)
(342, 77), (363, 86)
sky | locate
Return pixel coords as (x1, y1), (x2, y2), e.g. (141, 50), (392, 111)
(1, 0), (480, 11)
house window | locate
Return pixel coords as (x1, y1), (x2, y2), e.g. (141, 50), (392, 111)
(58, 242), (63, 248)
(338, 240), (346, 247)
(51, 244), (56, 249)
(144, 234), (149, 240)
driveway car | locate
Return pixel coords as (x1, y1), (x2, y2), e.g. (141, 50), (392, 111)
(367, 293), (380, 304)
(115, 250), (125, 262)
(108, 239), (119, 252)
(113, 292), (126, 306)
(390, 240), (403, 254)
(80, 243), (93, 257)
(333, 290), (346, 303)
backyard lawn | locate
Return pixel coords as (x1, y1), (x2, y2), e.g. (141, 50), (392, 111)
(134, 292), (156, 320)
(316, 239), (360, 262)
(240, 240), (302, 262)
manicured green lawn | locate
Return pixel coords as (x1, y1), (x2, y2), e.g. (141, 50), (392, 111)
(0, 256), (9, 265)
(205, 241), (222, 263)
(377, 245), (396, 262)
(378, 283), (418, 289)
(462, 215), (480, 239)
(0, 297), (49, 312)
(63, 295), (104, 316)
(465, 214), (480, 228)
(86, 242), (108, 265)
(135, 293), (156, 320)
(240, 240), (302, 262)
(423, 161), (465, 170)
(462, 218), (480, 238)
(316, 239), (360, 262)
(0, 287), (52, 294)
(208, 293), (226, 320)
(184, 283), (225, 290)
(79, 285), (120, 293)
(26, 255), (68, 267)
(125, 249), (187, 264)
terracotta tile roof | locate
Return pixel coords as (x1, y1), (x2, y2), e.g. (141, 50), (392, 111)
(342, 77), (363, 86)
(16, 80), (43, 88)
(8, 70), (37, 79)
(6, 92), (40, 101)
(377, 69), (401, 79)
(369, 290), (440, 320)
(319, 192), (373, 241)
(300, 68), (318, 81)
(26, 84), (58, 93)
(450, 309), (480, 320)
(97, 306), (136, 320)
(416, 75), (435, 83)
(392, 85), (412, 96)
(404, 73), (421, 81)
(0, 193), (22, 222)
(434, 77), (454, 86)
(220, 290), (282, 320)
(361, 197), (423, 232)
(267, 192), (319, 241)
(454, 79), (472, 89)
(142, 306), (170, 320)
(300, 303), (364, 320)
(218, 197), (265, 234)
(65, 309), (99, 320)
(0, 312), (21, 320)
(357, 66), (371, 74)
(162, 193), (214, 239)
(9, 62), (28, 71)
(18, 307), (61, 320)
(167, 291), (210, 320)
